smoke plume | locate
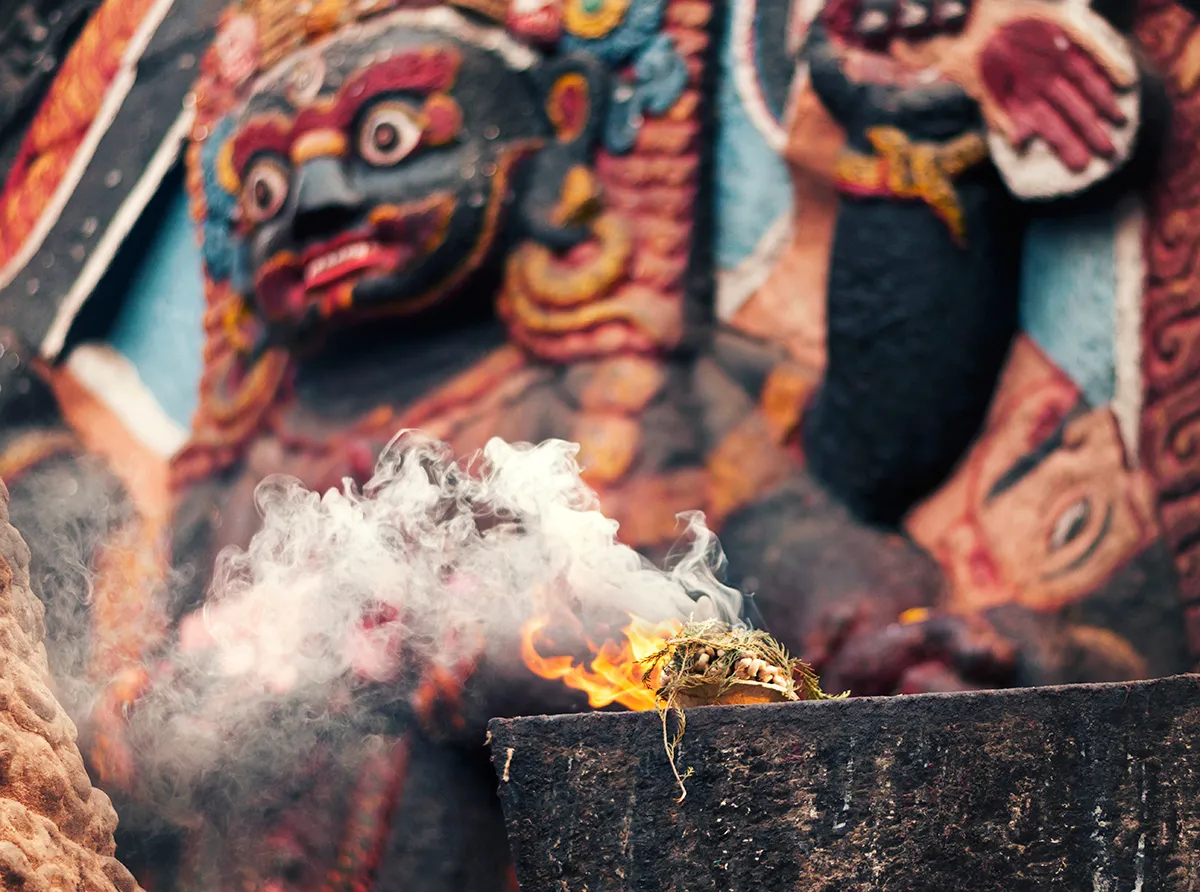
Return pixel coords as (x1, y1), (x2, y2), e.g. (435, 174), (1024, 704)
(101, 432), (744, 828)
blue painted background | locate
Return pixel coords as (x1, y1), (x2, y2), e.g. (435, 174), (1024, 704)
(714, 0), (791, 272)
(105, 183), (207, 428)
(1020, 212), (1118, 409)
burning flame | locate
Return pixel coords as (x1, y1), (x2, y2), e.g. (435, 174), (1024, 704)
(521, 613), (681, 711)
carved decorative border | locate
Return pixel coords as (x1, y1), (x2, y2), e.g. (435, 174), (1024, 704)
(1135, 0), (1200, 657)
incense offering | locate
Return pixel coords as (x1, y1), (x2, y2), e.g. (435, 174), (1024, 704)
(643, 619), (834, 708)
(640, 620), (842, 799)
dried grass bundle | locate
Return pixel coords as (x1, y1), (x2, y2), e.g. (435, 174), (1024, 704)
(640, 620), (844, 800)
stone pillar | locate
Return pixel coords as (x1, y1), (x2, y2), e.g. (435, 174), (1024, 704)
(0, 480), (139, 891)
(491, 675), (1200, 890)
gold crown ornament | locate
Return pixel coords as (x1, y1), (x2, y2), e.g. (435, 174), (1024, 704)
(234, 0), (513, 73)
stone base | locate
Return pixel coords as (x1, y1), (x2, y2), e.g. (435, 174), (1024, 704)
(489, 675), (1200, 891)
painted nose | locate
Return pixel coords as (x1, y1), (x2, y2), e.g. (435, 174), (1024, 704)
(293, 157), (364, 242)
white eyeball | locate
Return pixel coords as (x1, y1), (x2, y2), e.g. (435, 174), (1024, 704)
(1048, 496), (1092, 553)
(242, 157), (290, 223)
(358, 101), (422, 167)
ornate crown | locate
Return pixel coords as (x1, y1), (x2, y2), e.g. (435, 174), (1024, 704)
(236, 0), (510, 71)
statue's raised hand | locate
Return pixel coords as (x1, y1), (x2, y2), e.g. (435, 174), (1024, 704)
(979, 17), (1131, 173)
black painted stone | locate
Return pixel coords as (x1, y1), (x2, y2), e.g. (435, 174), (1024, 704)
(490, 675), (1200, 891)
(0, 0), (227, 355)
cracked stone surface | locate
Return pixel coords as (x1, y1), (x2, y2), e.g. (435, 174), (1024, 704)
(491, 675), (1200, 891)
(0, 480), (139, 891)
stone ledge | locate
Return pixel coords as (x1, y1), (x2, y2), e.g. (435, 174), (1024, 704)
(490, 675), (1200, 891)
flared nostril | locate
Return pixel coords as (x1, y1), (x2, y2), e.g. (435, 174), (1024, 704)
(292, 158), (365, 243)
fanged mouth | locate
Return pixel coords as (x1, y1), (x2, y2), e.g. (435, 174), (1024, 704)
(254, 193), (456, 323)
(303, 240), (385, 290)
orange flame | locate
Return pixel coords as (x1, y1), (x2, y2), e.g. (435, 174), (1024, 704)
(520, 613), (681, 711)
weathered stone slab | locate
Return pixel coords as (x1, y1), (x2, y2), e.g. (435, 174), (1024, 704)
(489, 675), (1200, 891)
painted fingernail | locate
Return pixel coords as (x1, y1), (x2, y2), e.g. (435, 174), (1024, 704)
(939, 0), (965, 20)
(899, 2), (928, 27)
(858, 9), (891, 32)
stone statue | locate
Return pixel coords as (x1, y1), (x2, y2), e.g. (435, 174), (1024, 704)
(3, 0), (808, 886)
(719, 0), (1197, 696)
(0, 0), (1198, 886)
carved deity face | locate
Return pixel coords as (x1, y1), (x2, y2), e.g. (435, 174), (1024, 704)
(908, 340), (1159, 613)
(226, 13), (549, 336)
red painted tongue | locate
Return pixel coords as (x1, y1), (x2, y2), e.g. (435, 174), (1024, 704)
(305, 248), (387, 290)
(262, 241), (423, 323)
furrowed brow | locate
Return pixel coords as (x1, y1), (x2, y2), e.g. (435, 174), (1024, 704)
(334, 46), (463, 116)
(231, 114), (294, 174)
(231, 48), (464, 168)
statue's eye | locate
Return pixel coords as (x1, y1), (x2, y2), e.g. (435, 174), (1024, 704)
(358, 101), (422, 167)
(242, 157), (290, 224)
(1047, 496), (1092, 553)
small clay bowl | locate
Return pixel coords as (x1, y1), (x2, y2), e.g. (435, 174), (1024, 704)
(673, 678), (797, 709)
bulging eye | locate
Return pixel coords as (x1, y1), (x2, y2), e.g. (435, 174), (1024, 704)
(1047, 496), (1092, 553)
(358, 102), (422, 167)
(242, 157), (290, 224)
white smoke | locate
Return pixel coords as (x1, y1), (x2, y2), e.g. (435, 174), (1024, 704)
(112, 432), (745, 825)
(204, 431), (741, 688)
